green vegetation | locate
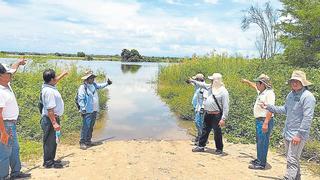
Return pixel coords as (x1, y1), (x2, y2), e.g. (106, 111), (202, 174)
(279, 0), (320, 67)
(11, 62), (108, 161)
(157, 55), (320, 166)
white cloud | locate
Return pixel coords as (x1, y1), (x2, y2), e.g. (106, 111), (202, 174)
(204, 0), (219, 4)
(0, 0), (262, 57)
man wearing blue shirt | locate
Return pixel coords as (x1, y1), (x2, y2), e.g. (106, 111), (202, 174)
(264, 70), (316, 180)
(78, 71), (112, 150)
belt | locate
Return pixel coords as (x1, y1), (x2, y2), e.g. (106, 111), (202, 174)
(206, 111), (221, 115)
(256, 117), (266, 121)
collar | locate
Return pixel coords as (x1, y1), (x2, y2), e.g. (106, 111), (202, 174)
(292, 87), (306, 95)
(0, 83), (12, 91)
(42, 83), (57, 89)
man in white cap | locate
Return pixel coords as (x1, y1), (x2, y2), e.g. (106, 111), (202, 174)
(242, 74), (275, 170)
(0, 59), (31, 179)
(189, 73), (229, 155)
(187, 73), (206, 144)
(77, 70), (112, 150)
(263, 70), (316, 180)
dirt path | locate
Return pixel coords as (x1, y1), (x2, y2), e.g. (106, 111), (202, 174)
(26, 140), (318, 180)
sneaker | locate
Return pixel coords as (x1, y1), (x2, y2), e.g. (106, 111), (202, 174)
(215, 149), (223, 155)
(54, 159), (62, 164)
(250, 159), (260, 165)
(248, 163), (265, 170)
(80, 143), (88, 150)
(86, 141), (102, 147)
(192, 146), (204, 152)
(44, 162), (63, 169)
(10, 172), (31, 179)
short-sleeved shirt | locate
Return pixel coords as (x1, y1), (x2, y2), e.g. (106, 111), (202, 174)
(253, 89), (275, 118)
(0, 83), (19, 120)
(41, 84), (64, 117)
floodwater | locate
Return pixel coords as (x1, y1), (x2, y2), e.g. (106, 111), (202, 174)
(0, 58), (191, 141)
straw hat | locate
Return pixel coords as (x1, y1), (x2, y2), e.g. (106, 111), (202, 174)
(192, 73), (204, 80)
(288, 70), (312, 86)
(81, 70), (97, 80)
(253, 74), (272, 88)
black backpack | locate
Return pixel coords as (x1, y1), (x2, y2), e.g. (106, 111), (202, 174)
(38, 91), (43, 114)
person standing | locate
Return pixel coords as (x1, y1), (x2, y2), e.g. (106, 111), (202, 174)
(0, 59), (31, 179)
(41, 69), (68, 168)
(241, 74), (275, 170)
(78, 70), (112, 150)
(187, 73), (206, 144)
(263, 70), (316, 180)
(190, 73), (229, 155)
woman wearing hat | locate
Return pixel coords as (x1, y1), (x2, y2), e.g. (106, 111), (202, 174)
(241, 74), (275, 170)
(77, 70), (112, 150)
(189, 73), (229, 155)
(263, 70), (316, 180)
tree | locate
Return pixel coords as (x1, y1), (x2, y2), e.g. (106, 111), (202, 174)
(278, 0), (320, 67)
(120, 49), (143, 62)
(77, 52), (86, 57)
(241, 1), (281, 60)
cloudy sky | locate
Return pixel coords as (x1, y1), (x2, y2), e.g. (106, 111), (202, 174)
(0, 0), (282, 57)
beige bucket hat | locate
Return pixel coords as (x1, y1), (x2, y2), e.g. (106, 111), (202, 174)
(254, 74), (272, 88)
(81, 70), (97, 80)
(192, 73), (204, 80)
(288, 70), (312, 86)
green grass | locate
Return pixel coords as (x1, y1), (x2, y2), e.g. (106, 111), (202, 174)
(9, 61), (108, 161)
(157, 55), (320, 164)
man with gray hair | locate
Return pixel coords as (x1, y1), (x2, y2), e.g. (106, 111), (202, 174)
(0, 59), (31, 179)
(262, 70), (316, 180)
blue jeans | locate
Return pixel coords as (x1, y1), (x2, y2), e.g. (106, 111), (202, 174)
(0, 122), (21, 179)
(256, 118), (274, 166)
(194, 111), (204, 138)
(80, 111), (97, 144)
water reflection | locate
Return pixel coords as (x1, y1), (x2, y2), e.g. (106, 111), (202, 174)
(0, 58), (190, 141)
(120, 64), (141, 74)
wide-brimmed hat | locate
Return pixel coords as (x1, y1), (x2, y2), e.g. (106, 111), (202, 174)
(208, 73), (222, 80)
(288, 70), (312, 86)
(81, 70), (97, 80)
(0, 63), (16, 74)
(192, 73), (204, 80)
(253, 74), (272, 88)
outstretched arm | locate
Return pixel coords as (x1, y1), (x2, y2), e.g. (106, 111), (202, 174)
(10, 57), (27, 74)
(241, 79), (257, 90)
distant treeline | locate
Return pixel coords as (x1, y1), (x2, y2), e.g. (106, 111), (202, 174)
(0, 50), (185, 62)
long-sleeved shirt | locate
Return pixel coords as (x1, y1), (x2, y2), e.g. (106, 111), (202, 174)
(78, 82), (109, 113)
(267, 87), (316, 141)
(190, 80), (229, 120)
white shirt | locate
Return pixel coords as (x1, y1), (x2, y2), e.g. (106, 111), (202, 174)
(41, 84), (64, 116)
(0, 84), (19, 120)
(254, 89), (275, 118)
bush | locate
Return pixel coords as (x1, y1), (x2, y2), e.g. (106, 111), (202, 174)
(10, 62), (108, 160)
(158, 55), (320, 162)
